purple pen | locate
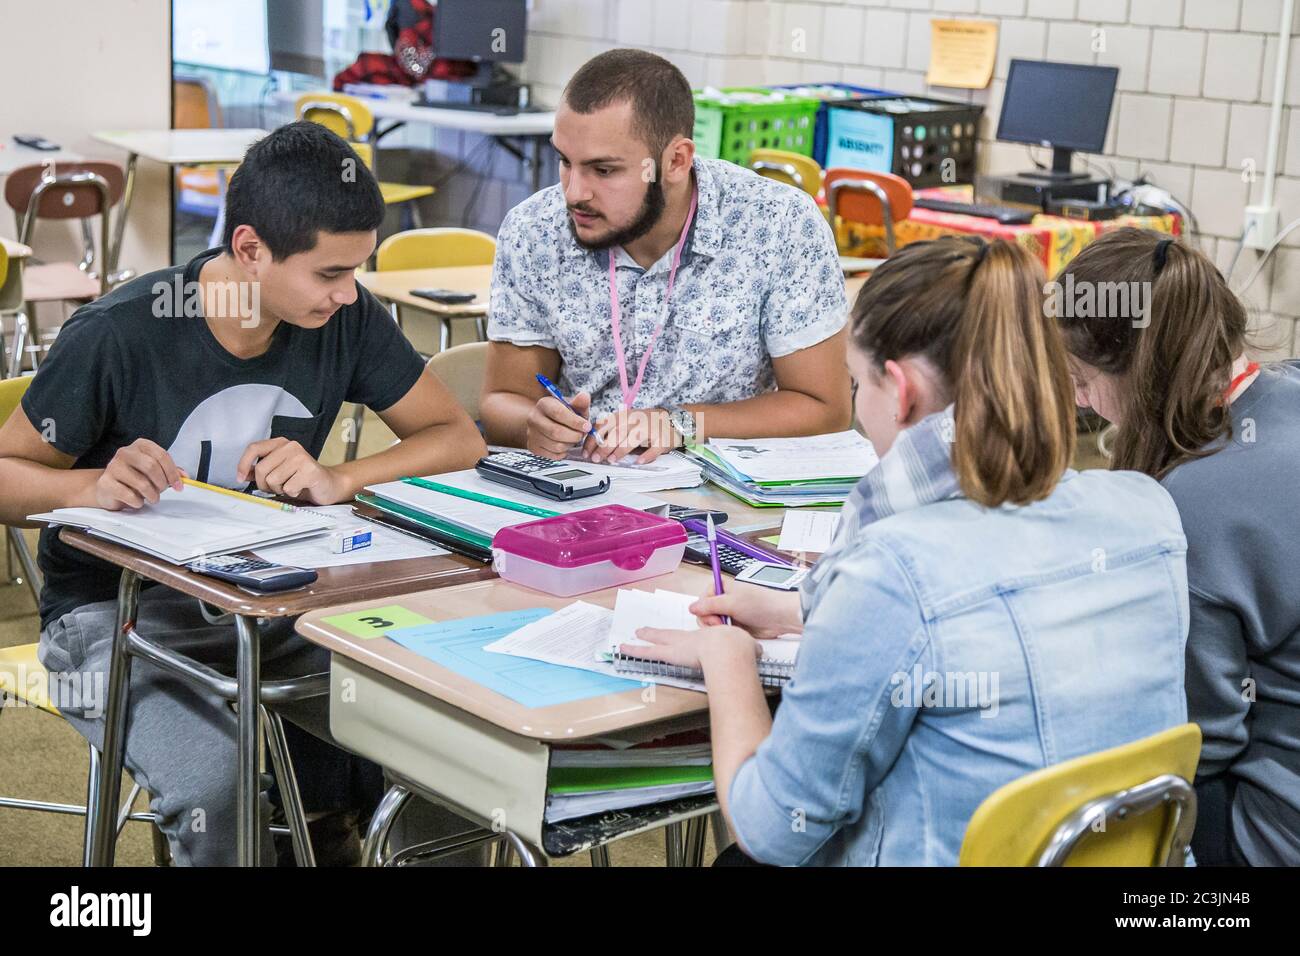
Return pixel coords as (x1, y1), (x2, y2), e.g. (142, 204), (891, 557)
(706, 515), (732, 626)
(681, 519), (794, 567)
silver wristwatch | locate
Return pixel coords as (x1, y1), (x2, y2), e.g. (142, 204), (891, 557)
(664, 405), (697, 446)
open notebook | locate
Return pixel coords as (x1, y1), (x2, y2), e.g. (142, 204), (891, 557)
(29, 485), (334, 565)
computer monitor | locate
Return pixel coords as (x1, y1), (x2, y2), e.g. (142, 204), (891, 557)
(433, 0), (528, 64)
(268, 0), (326, 79)
(997, 59), (1119, 181)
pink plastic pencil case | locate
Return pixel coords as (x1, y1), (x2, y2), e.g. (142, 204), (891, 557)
(491, 505), (688, 597)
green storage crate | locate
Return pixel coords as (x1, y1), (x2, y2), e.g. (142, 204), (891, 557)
(692, 87), (821, 164)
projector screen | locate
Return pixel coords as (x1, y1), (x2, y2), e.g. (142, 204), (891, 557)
(173, 0), (270, 75)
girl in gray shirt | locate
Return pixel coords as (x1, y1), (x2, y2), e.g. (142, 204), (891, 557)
(1056, 226), (1300, 866)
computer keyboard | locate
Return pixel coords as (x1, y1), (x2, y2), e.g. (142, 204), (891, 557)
(913, 197), (1037, 225)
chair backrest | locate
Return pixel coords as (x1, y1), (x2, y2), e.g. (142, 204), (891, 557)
(959, 723), (1202, 867)
(426, 342), (489, 422)
(0, 374), (33, 419)
(4, 162), (125, 222)
(749, 148), (823, 197)
(376, 228), (497, 272)
(174, 75), (222, 130)
(349, 140), (377, 173)
(823, 168), (913, 227)
(296, 92), (376, 141)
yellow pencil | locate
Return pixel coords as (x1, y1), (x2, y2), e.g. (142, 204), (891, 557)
(181, 477), (298, 512)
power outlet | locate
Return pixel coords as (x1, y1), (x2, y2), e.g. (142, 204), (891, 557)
(1243, 205), (1280, 251)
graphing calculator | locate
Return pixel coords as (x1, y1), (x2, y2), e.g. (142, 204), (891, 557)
(475, 451), (610, 502)
(186, 555), (318, 593)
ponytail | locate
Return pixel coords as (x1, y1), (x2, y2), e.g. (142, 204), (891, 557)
(849, 237), (1075, 507)
(953, 241), (1076, 506)
(1054, 228), (1248, 479)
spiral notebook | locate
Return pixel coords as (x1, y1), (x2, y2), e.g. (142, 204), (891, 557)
(611, 637), (800, 688)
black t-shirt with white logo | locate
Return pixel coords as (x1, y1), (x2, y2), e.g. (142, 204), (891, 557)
(22, 247), (426, 628)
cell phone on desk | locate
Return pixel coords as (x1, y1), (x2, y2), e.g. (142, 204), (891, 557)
(13, 134), (60, 151)
(411, 288), (477, 305)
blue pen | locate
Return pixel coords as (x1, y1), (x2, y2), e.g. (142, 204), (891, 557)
(535, 373), (602, 446)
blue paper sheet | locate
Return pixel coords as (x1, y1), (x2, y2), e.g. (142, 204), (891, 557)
(386, 608), (642, 708)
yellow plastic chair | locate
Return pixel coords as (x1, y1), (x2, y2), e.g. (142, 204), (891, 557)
(748, 148), (823, 197)
(342, 230), (495, 461)
(296, 93), (435, 225)
(1, 377), (39, 606)
(426, 342), (489, 423)
(959, 724), (1201, 867)
(0, 375), (164, 860)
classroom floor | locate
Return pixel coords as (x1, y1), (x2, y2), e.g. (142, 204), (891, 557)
(0, 393), (1111, 867)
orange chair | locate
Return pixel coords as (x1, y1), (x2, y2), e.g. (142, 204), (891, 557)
(3, 162), (124, 368)
(174, 75), (234, 240)
(823, 168), (914, 257)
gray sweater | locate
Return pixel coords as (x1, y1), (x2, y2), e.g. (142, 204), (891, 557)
(1161, 361), (1300, 865)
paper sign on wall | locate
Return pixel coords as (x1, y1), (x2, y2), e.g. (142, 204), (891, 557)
(927, 19), (999, 90)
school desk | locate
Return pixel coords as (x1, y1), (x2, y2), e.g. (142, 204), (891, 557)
(92, 129), (267, 277)
(297, 560), (731, 865)
(296, 484), (789, 866)
(63, 525), (494, 868)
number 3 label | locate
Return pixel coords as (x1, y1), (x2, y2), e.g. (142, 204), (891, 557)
(322, 605), (435, 639)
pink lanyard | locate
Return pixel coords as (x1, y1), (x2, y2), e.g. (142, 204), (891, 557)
(608, 188), (698, 409)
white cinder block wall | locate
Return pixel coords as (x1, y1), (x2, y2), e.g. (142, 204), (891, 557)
(519, 0), (1300, 359)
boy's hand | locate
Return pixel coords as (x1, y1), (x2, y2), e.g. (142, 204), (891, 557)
(95, 439), (186, 510)
(237, 438), (349, 504)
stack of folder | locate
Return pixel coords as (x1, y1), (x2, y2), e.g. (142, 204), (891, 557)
(356, 469), (669, 562)
(682, 431), (879, 508)
(546, 731), (715, 822)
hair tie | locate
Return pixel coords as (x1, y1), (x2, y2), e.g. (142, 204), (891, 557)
(1152, 237), (1174, 274)
(971, 240), (990, 267)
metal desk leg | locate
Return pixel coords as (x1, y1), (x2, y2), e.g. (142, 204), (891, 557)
(683, 815), (707, 867)
(261, 706), (317, 867)
(107, 153), (138, 280)
(82, 745), (102, 867)
(665, 820), (684, 867)
(589, 845), (611, 867)
(362, 783), (413, 867)
(503, 830), (547, 867)
(234, 615), (262, 867)
(87, 569), (140, 867)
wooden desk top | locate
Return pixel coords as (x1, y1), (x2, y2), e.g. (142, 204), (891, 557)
(59, 527), (495, 618)
(359, 265), (868, 321)
(357, 265), (490, 318)
(298, 562), (763, 741)
(92, 129), (266, 165)
(295, 484), (786, 740)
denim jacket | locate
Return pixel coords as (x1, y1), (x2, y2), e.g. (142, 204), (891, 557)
(727, 468), (1190, 865)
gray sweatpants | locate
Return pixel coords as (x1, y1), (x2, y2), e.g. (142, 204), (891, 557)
(38, 585), (479, 866)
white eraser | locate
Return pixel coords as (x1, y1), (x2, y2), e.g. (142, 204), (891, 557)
(329, 526), (373, 554)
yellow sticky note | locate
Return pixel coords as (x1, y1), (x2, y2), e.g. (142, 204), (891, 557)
(323, 605), (435, 639)
(927, 19), (999, 90)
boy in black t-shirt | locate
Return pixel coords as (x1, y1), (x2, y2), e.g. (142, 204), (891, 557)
(0, 122), (487, 864)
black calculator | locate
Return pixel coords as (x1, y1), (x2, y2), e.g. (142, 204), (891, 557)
(186, 555), (318, 593)
(475, 451), (610, 501)
(683, 537), (758, 576)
